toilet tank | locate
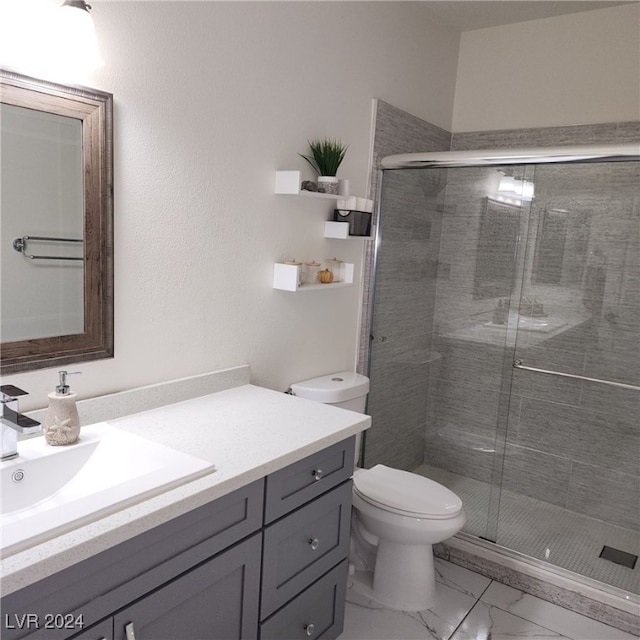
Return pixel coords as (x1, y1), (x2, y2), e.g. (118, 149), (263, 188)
(290, 371), (369, 413)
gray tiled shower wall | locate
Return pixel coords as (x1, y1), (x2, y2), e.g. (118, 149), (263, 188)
(365, 174), (444, 469)
(359, 100), (451, 385)
(363, 106), (640, 531)
(362, 100), (450, 469)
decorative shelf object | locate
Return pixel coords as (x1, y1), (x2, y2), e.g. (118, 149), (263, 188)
(324, 209), (372, 238)
(275, 171), (349, 199)
(273, 262), (354, 292)
(324, 221), (351, 239)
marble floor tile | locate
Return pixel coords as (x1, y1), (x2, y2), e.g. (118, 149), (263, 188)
(338, 559), (636, 640)
(434, 557), (492, 599)
(341, 577), (477, 640)
(449, 600), (573, 640)
(480, 582), (638, 640)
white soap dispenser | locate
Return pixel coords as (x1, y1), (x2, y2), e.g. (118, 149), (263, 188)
(44, 370), (81, 446)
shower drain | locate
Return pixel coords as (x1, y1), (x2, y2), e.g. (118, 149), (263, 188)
(599, 545), (638, 569)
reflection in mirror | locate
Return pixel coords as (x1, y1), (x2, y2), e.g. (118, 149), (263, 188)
(473, 197), (520, 300)
(0, 69), (113, 374)
(2, 104), (84, 340)
(516, 160), (640, 386)
(531, 208), (589, 287)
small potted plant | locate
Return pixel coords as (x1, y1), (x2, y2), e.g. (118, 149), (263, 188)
(299, 138), (348, 194)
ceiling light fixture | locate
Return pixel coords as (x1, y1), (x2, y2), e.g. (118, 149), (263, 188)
(496, 174), (535, 205)
(57, 0), (104, 74)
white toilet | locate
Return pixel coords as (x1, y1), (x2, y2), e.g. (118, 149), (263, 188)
(290, 371), (465, 611)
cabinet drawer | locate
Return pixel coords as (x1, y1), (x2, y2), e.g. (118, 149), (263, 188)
(260, 560), (348, 640)
(264, 437), (354, 523)
(261, 482), (352, 618)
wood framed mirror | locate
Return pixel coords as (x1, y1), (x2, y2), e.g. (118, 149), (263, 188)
(1, 68), (113, 374)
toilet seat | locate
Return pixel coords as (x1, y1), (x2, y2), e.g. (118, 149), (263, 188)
(353, 465), (463, 520)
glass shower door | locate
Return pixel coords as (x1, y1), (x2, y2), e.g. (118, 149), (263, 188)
(422, 164), (535, 544)
(365, 163), (533, 542)
(496, 159), (640, 593)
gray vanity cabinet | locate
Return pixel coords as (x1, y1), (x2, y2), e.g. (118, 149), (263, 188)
(1, 480), (264, 640)
(112, 534), (261, 640)
(67, 618), (113, 640)
(2, 437), (355, 640)
(260, 437), (355, 640)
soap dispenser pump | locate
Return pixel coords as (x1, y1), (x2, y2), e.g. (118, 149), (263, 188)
(44, 370), (81, 446)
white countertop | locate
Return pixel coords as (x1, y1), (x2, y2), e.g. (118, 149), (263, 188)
(1, 384), (370, 596)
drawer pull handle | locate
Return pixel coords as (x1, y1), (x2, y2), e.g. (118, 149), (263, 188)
(304, 623), (315, 636)
(125, 622), (137, 640)
(312, 468), (323, 481)
(308, 537), (320, 550)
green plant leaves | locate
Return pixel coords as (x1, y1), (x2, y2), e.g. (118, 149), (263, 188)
(299, 138), (348, 176)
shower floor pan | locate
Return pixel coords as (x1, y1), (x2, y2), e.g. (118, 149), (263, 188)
(415, 464), (640, 596)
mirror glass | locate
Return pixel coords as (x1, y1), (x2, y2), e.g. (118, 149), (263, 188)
(530, 207), (589, 287)
(2, 103), (84, 340)
(0, 69), (113, 374)
(474, 196), (592, 301)
(473, 197), (520, 300)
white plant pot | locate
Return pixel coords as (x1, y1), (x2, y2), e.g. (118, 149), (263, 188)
(317, 176), (339, 195)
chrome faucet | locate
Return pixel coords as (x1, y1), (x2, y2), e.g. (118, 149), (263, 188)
(1, 385), (42, 461)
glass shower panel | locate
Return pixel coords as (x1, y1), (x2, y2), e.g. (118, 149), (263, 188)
(499, 160), (640, 594)
(365, 167), (448, 473)
(413, 165), (529, 542)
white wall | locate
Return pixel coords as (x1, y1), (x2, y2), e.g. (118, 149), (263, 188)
(3, 1), (460, 410)
(452, 4), (640, 132)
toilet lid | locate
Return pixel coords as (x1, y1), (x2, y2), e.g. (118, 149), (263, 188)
(353, 465), (463, 518)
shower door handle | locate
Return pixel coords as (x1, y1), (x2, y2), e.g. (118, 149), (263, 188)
(513, 360), (640, 391)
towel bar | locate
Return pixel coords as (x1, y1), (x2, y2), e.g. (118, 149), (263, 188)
(513, 359), (639, 391)
(13, 236), (83, 261)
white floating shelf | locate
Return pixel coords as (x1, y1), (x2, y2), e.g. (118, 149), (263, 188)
(324, 221), (350, 239)
(273, 262), (354, 292)
(291, 281), (353, 292)
(324, 221), (372, 239)
(275, 171), (349, 199)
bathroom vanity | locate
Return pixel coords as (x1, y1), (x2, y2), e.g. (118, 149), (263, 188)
(0, 382), (369, 640)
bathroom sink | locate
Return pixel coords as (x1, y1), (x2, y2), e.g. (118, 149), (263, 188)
(0, 423), (215, 556)
(483, 313), (568, 333)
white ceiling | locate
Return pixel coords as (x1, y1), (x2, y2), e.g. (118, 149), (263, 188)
(422, 1), (638, 31)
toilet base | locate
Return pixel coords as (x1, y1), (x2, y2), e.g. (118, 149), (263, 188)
(350, 541), (437, 611)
